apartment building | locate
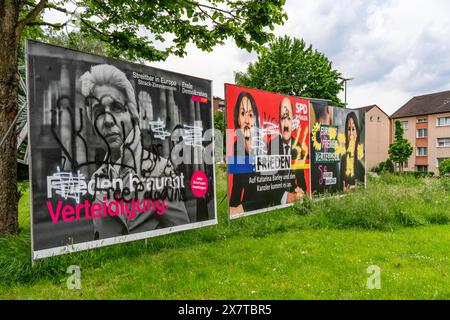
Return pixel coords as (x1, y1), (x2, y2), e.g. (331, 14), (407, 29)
(354, 105), (392, 170)
(391, 90), (450, 175)
(213, 96), (225, 112)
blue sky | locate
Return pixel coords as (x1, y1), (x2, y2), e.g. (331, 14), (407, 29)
(45, 0), (450, 115)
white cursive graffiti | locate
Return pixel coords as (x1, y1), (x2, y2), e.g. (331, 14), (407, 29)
(262, 121), (279, 137)
(47, 167), (87, 203)
(184, 125), (203, 148)
(291, 116), (300, 131)
(149, 119), (171, 140)
(251, 127), (267, 155)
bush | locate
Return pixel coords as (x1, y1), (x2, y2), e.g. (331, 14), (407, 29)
(438, 159), (450, 176)
(401, 171), (434, 178)
(440, 176), (450, 191)
(371, 159), (394, 173)
(370, 162), (381, 173)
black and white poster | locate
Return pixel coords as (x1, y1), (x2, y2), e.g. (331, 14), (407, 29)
(27, 41), (217, 260)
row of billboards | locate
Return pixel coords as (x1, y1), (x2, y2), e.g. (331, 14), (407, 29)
(225, 85), (366, 219)
(26, 41), (365, 261)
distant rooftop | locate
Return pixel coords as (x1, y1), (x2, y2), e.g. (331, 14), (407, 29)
(353, 104), (390, 119)
(391, 90), (450, 118)
(353, 105), (377, 113)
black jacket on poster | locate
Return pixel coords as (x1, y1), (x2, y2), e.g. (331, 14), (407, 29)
(229, 141), (270, 213)
(339, 153), (365, 189)
(267, 136), (307, 205)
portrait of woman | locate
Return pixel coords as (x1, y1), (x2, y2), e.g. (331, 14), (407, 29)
(340, 112), (365, 192)
(229, 91), (263, 215)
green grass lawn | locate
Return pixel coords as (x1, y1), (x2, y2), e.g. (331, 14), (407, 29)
(0, 167), (449, 299)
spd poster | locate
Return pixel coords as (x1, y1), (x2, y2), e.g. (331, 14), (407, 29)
(225, 84), (311, 219)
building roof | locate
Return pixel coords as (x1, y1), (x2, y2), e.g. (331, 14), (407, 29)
(391, 90), (450, 118)
(353, 105), (390, 119)
(354, 105), (377, 113)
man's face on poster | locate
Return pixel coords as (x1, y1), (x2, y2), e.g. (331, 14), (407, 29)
(238, 96), (254, 140)
(88, 85), (133, 150)
(280, 98), (293, 144)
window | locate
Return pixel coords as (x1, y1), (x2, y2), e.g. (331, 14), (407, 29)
(437, 158), (450, 167)
(377, 116), (380, 122)
(417, 118), (428, 123)
(416, 147), (427, 156)
(416, 128), (427, 138)
(437, 117), (450, 127)
(370, 116), (373, 122)
(401, 121), (409, 130)
(416, 165), (428, 172)
(437, 138), (450, 148)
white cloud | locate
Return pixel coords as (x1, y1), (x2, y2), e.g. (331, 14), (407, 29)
(149, 40), (256, 99)
(44, 0), (450, 115)
(272, 0), (450, 114)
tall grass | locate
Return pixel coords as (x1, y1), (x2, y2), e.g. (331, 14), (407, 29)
(0, 168), (449, 287)
(295, 174), (450, 230)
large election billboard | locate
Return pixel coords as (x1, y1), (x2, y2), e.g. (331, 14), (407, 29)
(226, 84), (311, 219)
(310, 100), (365, 195)
(27, 41), (217, 260)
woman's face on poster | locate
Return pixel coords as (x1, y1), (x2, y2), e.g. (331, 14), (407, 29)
(238, 96), (255, 140)
(89, 85), (133, 150)
(346, 117), (357, 144)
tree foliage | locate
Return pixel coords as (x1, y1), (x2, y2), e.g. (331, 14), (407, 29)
(45, 30), (108, 57)
(235, 36), (344, 106)
(18, 16), (46, 66)
(371, 159), (394, 174)
(214, 110), (225, 134)
(438, 159), (450, 176)
(0, 0), (287, 234)
(388, 120), (413, 172)
(22, 0), (287, 61)
(214, 110), (226, 155)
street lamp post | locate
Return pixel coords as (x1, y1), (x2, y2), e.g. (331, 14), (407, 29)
(340, 77), (354, 108)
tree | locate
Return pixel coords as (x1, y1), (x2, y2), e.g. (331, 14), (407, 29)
(388, 120), (413, 172)
(214, 110), (225, 135)
(371, 159), (394, 174)
(214, 110), (226, 157)
(45, 29), (108, 57)
(235, 36), (344, 106)
(438, 159), (450, 176)
(0, 0), (287, 234)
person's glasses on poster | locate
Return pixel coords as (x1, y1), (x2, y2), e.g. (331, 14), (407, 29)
(85, 95), (128, 120)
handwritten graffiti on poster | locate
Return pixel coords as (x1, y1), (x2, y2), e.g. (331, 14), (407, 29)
(225, 84), (311, 219)
(27, 41), (216, 260)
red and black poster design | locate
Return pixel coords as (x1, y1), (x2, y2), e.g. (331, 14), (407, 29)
(226, 84), (311, 219)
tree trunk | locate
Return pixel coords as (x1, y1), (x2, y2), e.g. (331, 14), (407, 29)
(0, 1), (21, 234)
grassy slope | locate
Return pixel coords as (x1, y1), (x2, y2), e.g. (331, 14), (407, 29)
(0, 167), (449, 299)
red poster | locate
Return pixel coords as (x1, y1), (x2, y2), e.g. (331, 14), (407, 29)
(226, 84), (311, 219)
